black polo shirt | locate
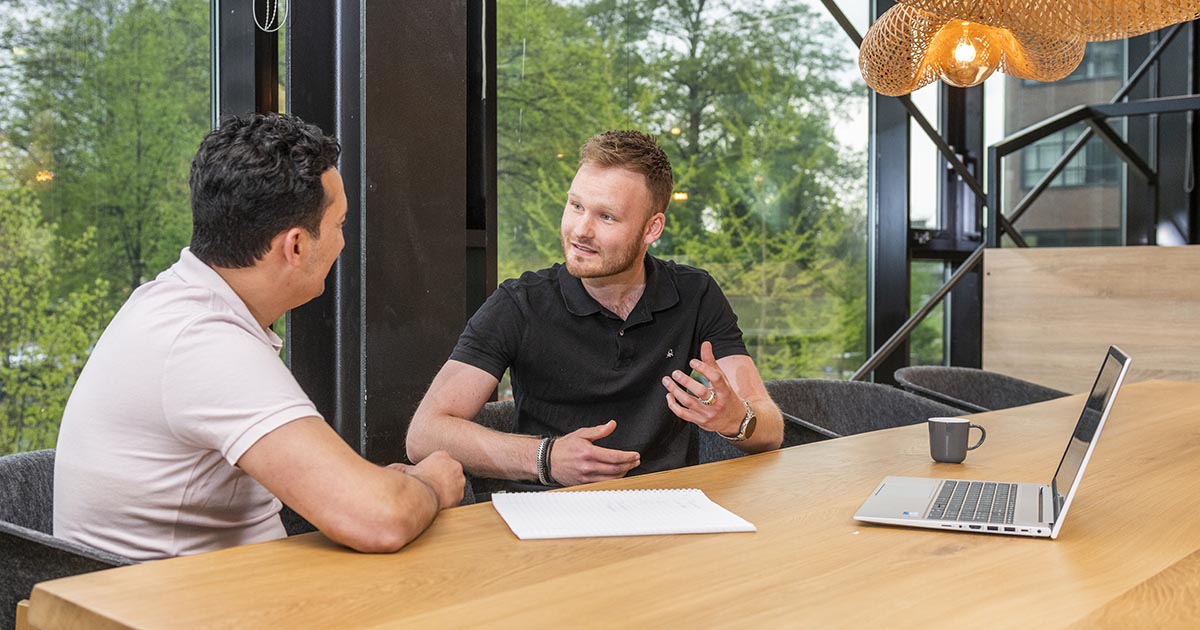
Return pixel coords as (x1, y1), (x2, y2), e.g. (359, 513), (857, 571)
(449, 255), (747, 481)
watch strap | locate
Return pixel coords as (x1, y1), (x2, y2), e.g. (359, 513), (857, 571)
(719, 400), (756, 441)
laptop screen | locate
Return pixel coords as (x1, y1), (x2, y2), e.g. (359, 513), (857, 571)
(1049, 348), (1129, 518)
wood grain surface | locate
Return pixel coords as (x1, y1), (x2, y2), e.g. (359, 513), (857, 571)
(28, 381), (1200, 629)
(983, 246), (1200, 392)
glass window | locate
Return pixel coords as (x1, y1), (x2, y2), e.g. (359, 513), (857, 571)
(495, 0), (869, 388)
(988, 39), (1126, 248)
(908, 82), (941, 230)
(1024, 40), (1124, 85)
(909, 261), (945, 366)
(1, 1), (211, 454)
(1020, 129), (1121, 189)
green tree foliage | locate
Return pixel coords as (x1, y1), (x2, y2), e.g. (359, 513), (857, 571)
(3, 0), (208, 303)
(498, 0), (869, 378)
(0, 186), (110, 454)
(0, 0), (207, 452)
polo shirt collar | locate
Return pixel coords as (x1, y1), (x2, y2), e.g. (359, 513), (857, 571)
(640, 255), (681, 313)
(167, 248), (283, 350)
(557, 255), (680, 321)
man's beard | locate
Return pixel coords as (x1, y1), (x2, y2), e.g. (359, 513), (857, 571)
(561, 234), (644, 279)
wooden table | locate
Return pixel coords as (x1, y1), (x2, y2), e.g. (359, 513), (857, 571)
(28, 380), (1200, 629)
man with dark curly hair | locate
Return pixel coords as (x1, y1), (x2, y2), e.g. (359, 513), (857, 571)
(407, 130), (783, 492)
(55, 113), (463, 560)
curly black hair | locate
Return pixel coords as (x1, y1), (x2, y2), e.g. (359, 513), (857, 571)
(189, 113), (341, 268)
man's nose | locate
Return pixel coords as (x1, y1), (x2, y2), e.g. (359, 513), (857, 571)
(572, 214), (595, 239)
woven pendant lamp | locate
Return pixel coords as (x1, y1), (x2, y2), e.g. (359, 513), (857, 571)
(860, 0), (1200, 96)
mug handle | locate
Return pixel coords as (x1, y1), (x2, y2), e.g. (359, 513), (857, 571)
(967, 424), (987, 450)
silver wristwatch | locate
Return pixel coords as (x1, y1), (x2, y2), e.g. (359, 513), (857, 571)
(719, 401), (757, 442)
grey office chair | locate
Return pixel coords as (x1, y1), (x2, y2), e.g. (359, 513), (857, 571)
(0, 449), (134, 630)
(278, 504), (317, 536)
(698, 427), (748, 463)
(893, 365), (1069, 414)
(764, 378), (968, 446)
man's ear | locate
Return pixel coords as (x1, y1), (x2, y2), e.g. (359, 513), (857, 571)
(280, 227), (307, 267)
(644, 211), (665, 246)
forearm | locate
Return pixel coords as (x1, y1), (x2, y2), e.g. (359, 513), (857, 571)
(407, 413), (539, 481)
(241, 420), (442, 553)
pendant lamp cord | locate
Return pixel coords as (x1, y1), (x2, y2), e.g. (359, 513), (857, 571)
(253, 0), (288, 33)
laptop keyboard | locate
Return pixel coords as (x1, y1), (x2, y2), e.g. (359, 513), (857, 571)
(927, 480), (1018, 524)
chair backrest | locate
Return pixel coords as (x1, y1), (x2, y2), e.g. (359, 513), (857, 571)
(698, 428), (746, 464)
(764, 379), (967, 447)
(0, 449), (133, 630)
(475, 399), (516, 433)
(893, 366), (1068, 414)
(0, 449), (56, 534)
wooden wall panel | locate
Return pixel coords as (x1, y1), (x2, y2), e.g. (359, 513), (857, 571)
(983, 246), (1200, 393)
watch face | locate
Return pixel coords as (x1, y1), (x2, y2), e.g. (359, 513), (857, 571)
(743, 414), (757, 439)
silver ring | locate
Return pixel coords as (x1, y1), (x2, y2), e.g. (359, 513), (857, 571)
(700, 389), (717, 406)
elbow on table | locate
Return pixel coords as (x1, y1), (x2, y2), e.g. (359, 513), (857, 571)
(324, 501), (431, 554)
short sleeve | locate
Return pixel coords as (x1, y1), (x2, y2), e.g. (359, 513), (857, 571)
(161, 314), (321, 465)
(448, 285), (526, 380)
(698, 275), (748, 360)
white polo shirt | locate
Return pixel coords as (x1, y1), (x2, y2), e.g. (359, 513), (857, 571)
(54, 248), (321, 561)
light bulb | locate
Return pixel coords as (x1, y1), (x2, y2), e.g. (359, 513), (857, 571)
(953, 39), (977, 65)
(938, 21), (998, 88)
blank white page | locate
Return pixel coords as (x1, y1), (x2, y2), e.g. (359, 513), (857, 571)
(491, 488), (756, 540)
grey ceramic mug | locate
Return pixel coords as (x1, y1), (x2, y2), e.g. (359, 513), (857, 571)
(928, 417), (986, 463)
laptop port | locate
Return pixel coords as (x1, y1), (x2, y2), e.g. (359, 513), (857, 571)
(987, 526), (998, 531)
(969, 525), (981, 530)
(1004, 527), (1015, 532)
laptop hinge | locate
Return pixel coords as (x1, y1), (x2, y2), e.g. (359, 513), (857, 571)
(1038, 485), (1057, 526)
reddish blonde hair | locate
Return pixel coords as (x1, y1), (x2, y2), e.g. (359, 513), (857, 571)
(579, 130), (674, 216)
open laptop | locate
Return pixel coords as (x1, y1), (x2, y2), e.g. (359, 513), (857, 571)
(853, 346), (1131, 539)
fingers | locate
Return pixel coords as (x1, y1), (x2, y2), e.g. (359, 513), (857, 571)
(589, 444), (641, 466)
(551, 431), (640, 486)
(661, 342), (741, 434)
(569, 448), (640, 483)
(409, 450), (465, 509)
(660, 341), (731, 408)
(665, 389), (703, 426)
(567, 419), (617, 442)
(687, 358), (728, 397)
(664, 369), (710, 400)
(386, 462), (411, 472)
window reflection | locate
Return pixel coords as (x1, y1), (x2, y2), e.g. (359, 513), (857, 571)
(992, 39), (1127, 248)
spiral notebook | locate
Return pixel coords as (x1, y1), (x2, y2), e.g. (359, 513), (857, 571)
(491, 488), (756, 540)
